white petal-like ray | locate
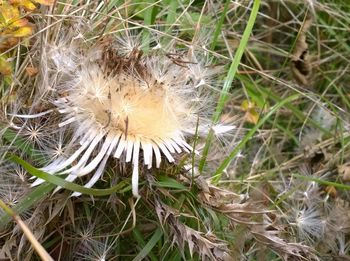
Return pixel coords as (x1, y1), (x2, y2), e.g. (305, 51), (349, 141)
(76, 132), (114, 176)
(107, 132), (121, 155)
(125, 137), (134, 163)
(31, 177), (46, 187)
(212, 124), (235, 135)
(140, 140), (148, 165)
(151, 142), (161, 168)
(147, 143), (153, 169)
(174, 136), (193, 152)
(114, 136), (126, 158)
(167, 138), (182, 153)
(8, 109), (54, 118)
(162, 139), (175, 153)
(58, 117), (77, 127)
(44, 131), (95, 172)
(62, 131), (105, 174)
(132, 139), (140, 197)
(68, 119), (94, 145)
(173, 136), (190, 153)
(155, 139), (174, 163)
(141, 140), (152, 167)
(54, 97), (68, 104)
(182, 140), (193, 151)
(75, 127), (94, 145)
(71, 154), (109, 197)
(58, 108), (73, 114)
(40, 157), (67, 173)
(35, 165), (66, 187)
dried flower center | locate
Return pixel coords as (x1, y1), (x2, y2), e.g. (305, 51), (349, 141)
(71, 67), (186, 140)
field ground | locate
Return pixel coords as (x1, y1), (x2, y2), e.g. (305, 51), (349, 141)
(1, 1), (350, 260)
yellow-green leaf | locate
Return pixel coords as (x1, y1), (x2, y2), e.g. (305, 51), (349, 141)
(241, 99), (254, 111)
(12, 25), (33, 37)
(32, 0), (54, 6)
(0, 4), (20, 25)
(25, 65), (38, 76)
(241, 100), (259, 124)
(0, 56), (12, 75)
(11, 17), (28, 27)
(10, 0), (37, 11)
(245, 108), (259, 124)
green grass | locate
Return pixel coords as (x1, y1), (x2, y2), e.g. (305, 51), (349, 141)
(199, 0), (261, 172)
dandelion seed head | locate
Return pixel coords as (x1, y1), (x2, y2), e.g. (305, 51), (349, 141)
(20, 119), (46, 147)
(292, 206), (326, 243)
(75, 238), (111, 261)
(13, 165), (27, 182)
(0, 160), (29, 208)
(299, 104), (337, 150)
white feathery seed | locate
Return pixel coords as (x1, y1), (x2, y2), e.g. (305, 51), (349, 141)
(293, 206), (326, 243)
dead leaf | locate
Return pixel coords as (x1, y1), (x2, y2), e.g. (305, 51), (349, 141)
(324, 185), (337, 197)
(251, 225), (314, 260)
(155, 199), (230, 260)
(0, 37), (19, 51)
(338, 163), (350, 182)
(291, 16), (313, 86)
(25, 65), (38, 76)
(66, 198), (75, 229)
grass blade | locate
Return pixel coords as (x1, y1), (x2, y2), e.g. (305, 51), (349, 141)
(293, 174), (350, 190)
(0, 182), (55, 228)
(132, 228), (163, 261)
(0, 199), (54, 261)
(9, 155), (129, 196)
(199, 0), (261, 172)
(212, 94), (300, 183)
(210, 0), (230, 50)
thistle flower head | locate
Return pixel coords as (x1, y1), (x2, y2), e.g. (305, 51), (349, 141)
(31, 34), (221, 197)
